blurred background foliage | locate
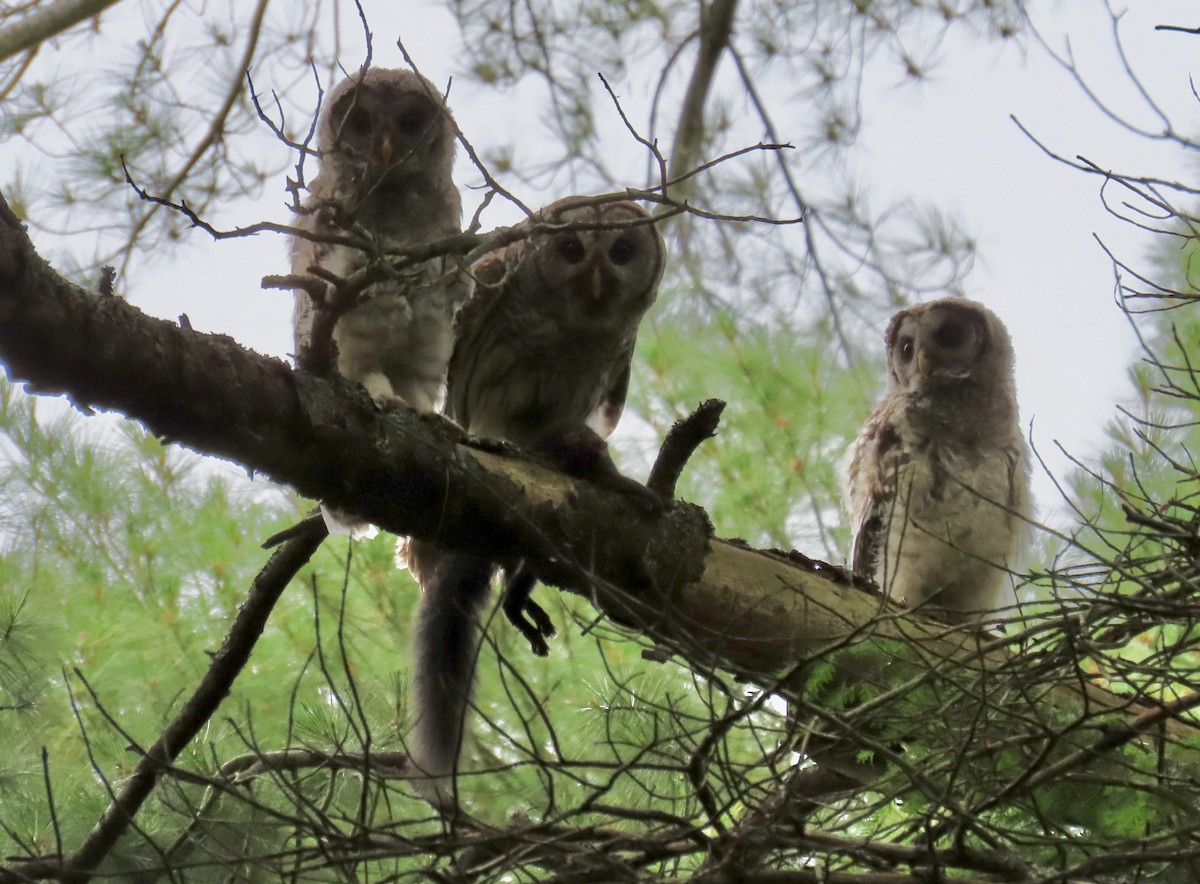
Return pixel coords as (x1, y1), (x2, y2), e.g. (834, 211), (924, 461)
(1, 0), (1199, 879)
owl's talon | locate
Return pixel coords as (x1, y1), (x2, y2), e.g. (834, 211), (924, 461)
(407, 198), (664, 806)
(502, 565), (556, 657)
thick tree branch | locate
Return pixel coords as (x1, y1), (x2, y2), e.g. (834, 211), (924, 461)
(0, 192), (1195, 783)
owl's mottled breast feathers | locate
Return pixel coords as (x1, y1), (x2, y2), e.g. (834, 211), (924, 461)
(844, 297), (1031, 618)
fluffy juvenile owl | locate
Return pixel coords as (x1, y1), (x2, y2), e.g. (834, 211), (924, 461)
(447, 198), (664, 443)
(291, 67), (468, 411)
(406, 198), (666, 808)
(843, 298), (1031, 619)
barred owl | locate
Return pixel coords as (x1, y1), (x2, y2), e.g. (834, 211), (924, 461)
(291, 67), (468, 411)
(406, 198), (665, 808)
(843, 297), (1031, 619)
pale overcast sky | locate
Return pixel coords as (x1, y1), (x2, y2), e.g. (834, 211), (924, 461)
(858, 3), (1197, 516)
(12, 1), (1199, 530)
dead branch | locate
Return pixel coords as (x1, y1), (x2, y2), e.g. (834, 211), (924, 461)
(647, 398), (726, 498)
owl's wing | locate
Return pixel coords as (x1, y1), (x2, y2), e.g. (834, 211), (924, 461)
(851, 496), (886, 579)
(588, 339), (635, 440)
(445, 249), (509, 425)
(289, 173), (345, 362)
(848, 417), (905, 581)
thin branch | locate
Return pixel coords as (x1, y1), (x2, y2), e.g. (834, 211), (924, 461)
(667, 0), (739, 190)
(0, 43), (38, 100)
(0, 0), (121, 63)
(966, 690), (1200, 825)
(51, 522), (329, 881)
(725, 44), (858, 365)
(40, 749), (63, 874)
(397, 36), (533, 218)
(114, 0), (272, 278)
(598, 71), (669, 195)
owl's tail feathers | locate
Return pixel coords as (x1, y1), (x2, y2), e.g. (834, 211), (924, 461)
(406, 542), (495, 811)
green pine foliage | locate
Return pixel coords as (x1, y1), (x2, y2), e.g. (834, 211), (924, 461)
(0, 384), (410, 867)
(0, 380), (775, 874)
(1053, 230), (1200, 694)
(638, 306), (877, 556)
(5, 0), (1199, 879)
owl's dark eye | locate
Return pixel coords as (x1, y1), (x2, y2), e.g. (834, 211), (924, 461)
(898, 338), (915, 363)
(343, 107), (373, 139)
(396, 106), (432, 133)
(609, 236), (636, 266)
(933, 319), (968, 349)
(556, 235), (586, 265)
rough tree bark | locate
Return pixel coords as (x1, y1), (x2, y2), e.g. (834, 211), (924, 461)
(0, 191), (1194, 765)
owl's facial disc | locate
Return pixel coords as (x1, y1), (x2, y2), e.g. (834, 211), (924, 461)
(376, 92), (442, 168)
(545, 230), (619, 304)
(917, 309), (983, 381)
(522, 200), (662, 331)
(329, 85), (445, 180)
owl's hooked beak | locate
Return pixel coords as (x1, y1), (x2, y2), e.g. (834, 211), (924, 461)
(916, 348), (934, 380)
(591, 265), (606, 300)
(378, 133), (394, 165)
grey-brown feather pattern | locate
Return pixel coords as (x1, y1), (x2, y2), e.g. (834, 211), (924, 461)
(290, 67), (468, 411)
(407, 198), (665, 809)
(447, 198), (662, 442)
(843, 298), (1031, 619)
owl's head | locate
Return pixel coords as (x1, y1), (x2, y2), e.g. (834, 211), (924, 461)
(318, 68), (456, 183)
(522, 199), (665, 331)
(885, 297), (1014, 394)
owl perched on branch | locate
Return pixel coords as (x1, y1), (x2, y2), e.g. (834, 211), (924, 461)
(406, 198), (666, 809)
(290, 67), (468, 412)
(843, 298), (1031, 620)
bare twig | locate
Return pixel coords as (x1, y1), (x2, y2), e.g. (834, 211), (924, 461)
(397, 36), (532, 218)
(646, 399), (726, 498)
(114, 0), (273, 278)
(14, 521), (331, 882)
(598, 72), (669, 196)
(1155, 24), (1200, 35)
(96, 266), (115, 297)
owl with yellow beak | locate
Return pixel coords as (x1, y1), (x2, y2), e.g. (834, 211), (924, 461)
(290, 67), (468, 412)
(843, 298), (1031, 620)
